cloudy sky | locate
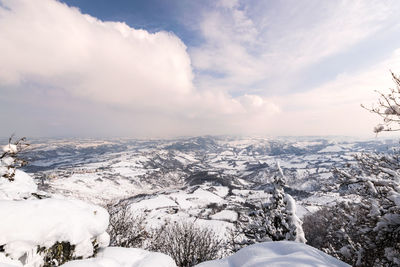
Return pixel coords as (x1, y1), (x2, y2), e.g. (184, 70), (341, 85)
(1, 0), (400, 138)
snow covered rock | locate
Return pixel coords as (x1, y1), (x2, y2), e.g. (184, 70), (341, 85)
(60, 247), (176, 267)
(0, 170), (37, 200)
(0, 198), (109, 266)
(196, 241), (350, 267)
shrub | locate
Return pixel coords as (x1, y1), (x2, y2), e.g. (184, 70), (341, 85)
(106, 201), (148, 248)
(148, 221), (224, 267)
(302, 202), (376, 266)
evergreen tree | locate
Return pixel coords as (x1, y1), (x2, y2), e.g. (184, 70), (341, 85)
(229, 163), (305, 252)
(261, 162), (305, 243)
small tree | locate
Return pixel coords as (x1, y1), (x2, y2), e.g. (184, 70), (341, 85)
(148, 220), (224, 267)
(0, 136), (29, 181)
(324, 72), (400, 266)
(362, 72), (400, 134)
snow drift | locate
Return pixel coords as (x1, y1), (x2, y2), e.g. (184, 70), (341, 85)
(196, 241), (350, 267)
(60, 247), (176, 267)
(0, 198), (110, 265)
(0, 157), (111, 267)
(0, 169), (37, 200)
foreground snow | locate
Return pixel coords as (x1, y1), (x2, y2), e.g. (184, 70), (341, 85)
(196, 241), (350, 267)
(0, 165), (111, 267)
(0, 198), (110, 266)
(0, 161), (177, 267)
(61, 247), (176, 267)
(0, 169), (37, 200)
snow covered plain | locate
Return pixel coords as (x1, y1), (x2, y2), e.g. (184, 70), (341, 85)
(1, 136), (394, 266)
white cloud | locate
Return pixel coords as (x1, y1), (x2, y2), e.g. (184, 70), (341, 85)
(0, 0), (279, 137)
(0, 0), (194, 109)
(191, 0), (400, 94)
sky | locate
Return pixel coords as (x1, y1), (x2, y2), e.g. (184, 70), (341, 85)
(1, 0), (400, 138)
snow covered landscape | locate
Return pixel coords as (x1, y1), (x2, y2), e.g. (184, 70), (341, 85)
(2, 0), (400, 266)
(1, 136), (399, 266)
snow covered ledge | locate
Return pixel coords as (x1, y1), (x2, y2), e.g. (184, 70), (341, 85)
(0, 198), (110, 266)
(196, 241), (350, 267)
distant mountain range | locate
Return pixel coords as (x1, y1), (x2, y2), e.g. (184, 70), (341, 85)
(19, 136), (400, 237)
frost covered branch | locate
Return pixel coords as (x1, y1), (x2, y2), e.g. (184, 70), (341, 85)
(362, 72), (400, 134)
(0, 136), (29, 181)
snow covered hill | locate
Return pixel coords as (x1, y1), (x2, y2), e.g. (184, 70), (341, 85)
(20, 136), (395, 216)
